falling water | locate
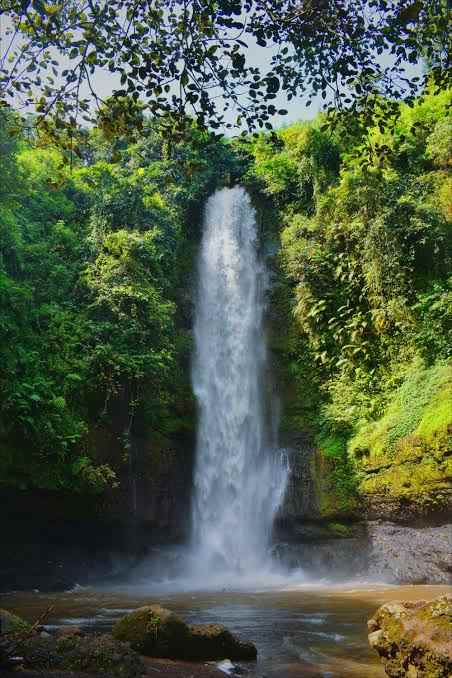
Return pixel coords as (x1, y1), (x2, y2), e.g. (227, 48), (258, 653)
(190, 186), (289, 584)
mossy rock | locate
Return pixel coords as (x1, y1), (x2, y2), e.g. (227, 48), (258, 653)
(0, 609), (33, 634)
(112, 605), (189, 657)
(112, 606), (257, 661)
(358, 430), (452, 516)
(325, 522), (354, 538)
(350, 362), (452, 516)
(15, 633), (143, 678)
(368, 595), (452, 677)
(186, 623), (257, 661)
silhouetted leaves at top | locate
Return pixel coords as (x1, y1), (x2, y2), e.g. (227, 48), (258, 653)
(0, 0), (450, 142)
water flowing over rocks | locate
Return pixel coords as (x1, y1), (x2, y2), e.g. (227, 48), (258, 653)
(368, 595), (452, 677)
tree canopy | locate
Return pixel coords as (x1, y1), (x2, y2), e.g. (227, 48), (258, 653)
(1, 0), (450, 141)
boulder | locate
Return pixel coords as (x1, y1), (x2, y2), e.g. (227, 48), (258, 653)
(112, 604), (189, 657)
(15, 633), (143, 678)
(368, 594), (452, 677)
(112, 605), (257, 661)
(0, 608), (33, 635)
(186, 623), (257, 661)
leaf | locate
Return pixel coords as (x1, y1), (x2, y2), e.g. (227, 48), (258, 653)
(266, 77), (280, 94)
(232, 53), (246, 70)
(181, 70), (189, 87)
(43, 3), (62, 15)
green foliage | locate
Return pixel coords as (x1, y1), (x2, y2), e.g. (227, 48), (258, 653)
(247, 123), (340, 213)
(250, 90), (451, 510)
(315, 433), (360, 517)
(349, 361), (451, 465)
(1, 85), (450, 512)
(1, 1), (450, 145)
(0, 111), (235, 493)
(413, 280), (452, 362)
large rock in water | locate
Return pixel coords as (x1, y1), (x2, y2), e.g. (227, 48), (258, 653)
(368, 595), (452, 677)
(186, 623), (257, 660)
(112, 605), (189, 657)
(112, 605), (257, 660)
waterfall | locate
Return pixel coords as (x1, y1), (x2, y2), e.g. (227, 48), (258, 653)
(191, 186), (289, 582)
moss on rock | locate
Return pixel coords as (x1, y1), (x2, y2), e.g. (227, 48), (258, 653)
(112, 605), (257, 661)
(16, 633), (143, 678)
(349, 362), (452, 516)
(112, 605), (188, 657)
(368, 595), (452, 677)
(313, 442), (360, 519)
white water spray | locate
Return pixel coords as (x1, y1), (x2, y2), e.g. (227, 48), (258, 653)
(190, 186), (289, 583)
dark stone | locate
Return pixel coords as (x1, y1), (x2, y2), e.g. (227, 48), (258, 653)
(112, 605), (257, 661)
(15, 633), (144, 678)
(186, 624), (257, 661)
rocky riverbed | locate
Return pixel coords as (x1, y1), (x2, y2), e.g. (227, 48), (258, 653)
(3, 584), (451, 677)
(1, 606), (253, 678)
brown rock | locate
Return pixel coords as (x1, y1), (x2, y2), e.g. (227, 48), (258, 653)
(368, 594), (452, 677)
(112, 605), (189, 657)
(186, 623), (257, 660)
(56, 626), (84, 638)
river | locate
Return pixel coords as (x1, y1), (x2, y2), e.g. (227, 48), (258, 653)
(2, 583), (449, 677)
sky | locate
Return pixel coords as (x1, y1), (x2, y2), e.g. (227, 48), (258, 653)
(1, 8), (422, 136)
(0, 9), (322, 135)
(78, 40), (323, 134)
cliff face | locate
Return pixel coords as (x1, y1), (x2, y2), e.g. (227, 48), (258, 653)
(351, 363), (452, 523)
(0, 426), (194, 592)
(272, 387), (451, 584)
(274, 438), (452, 584)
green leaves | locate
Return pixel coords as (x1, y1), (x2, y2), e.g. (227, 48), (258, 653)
(0, 109), (236, 494)
(3, 0), (448, 140)
(251, 88), (450, 467)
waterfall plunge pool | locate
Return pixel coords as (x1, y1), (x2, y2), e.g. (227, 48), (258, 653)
(3, 584), (449, 677)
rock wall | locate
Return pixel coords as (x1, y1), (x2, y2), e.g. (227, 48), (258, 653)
(0, 428), (194, 592)
(274, 441), (452, 584)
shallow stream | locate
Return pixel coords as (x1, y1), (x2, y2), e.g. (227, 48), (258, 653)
(3, 583), (449, 677)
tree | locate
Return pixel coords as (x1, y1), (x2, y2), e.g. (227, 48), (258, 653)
(0, 0), (450, 141)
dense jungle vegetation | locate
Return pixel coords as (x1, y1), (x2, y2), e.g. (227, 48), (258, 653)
(247, 89), (451, 516)
(0, 115), (238, 492)
(0, 88), (451, 515)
